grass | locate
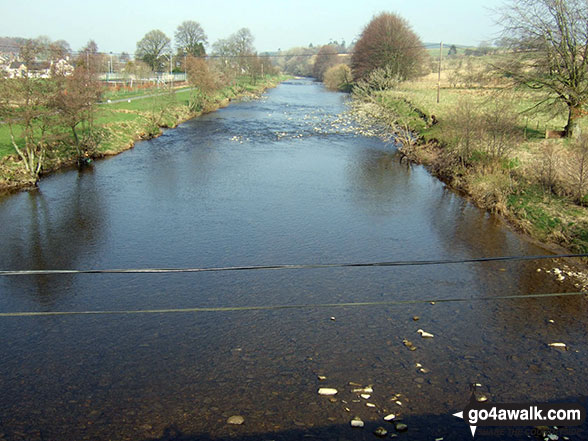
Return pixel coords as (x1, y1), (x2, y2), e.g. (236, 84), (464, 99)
(0, 125), (13, 157)
(0, 74), (289, 192)
(358, 62), (588, 253)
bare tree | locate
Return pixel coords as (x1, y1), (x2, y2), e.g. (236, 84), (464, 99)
(185, 56), (217, 111)
(564, 134), (588, 203)
(0, 40), (57, 184)
(175, 20), (207, 57)
(211, 28), (256, 76)
(496, 0), (588, 137)
(351, 12), (427, 82)
(136, 29), (171, 71)
(312, 45), (339, 81)
(51, 60), (102, 160)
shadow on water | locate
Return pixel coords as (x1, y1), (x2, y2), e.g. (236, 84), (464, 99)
(133, 397), (587, 441)
(0, 167), (105, 308)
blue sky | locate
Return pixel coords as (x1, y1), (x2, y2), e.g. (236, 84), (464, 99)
(1, 0), (504, 54)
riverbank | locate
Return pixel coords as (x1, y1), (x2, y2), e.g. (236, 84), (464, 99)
(351, 73), (588, 257)
(0, 74), (289, 195)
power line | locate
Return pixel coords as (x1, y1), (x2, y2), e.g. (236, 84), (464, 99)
(0, 43), (449, 60)
(0, 291), (584, 318)
(1, 253), (586, 277)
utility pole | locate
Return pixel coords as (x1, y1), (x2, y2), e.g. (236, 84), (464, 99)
(437, 41), (443, 104)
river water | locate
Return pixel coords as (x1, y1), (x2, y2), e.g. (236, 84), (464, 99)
(0, 79), (586, 440)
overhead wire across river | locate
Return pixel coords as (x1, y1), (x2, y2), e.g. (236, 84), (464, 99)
(0, 253), (587, 318)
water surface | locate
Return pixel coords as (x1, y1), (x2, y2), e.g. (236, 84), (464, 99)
(0, 79), (586, 440)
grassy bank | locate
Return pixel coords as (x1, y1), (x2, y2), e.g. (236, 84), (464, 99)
(355, 71), (588, 253)
(0, 74), (288, 194)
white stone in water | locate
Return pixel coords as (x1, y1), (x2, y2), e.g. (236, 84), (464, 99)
(395, 400), (403, 406)
(548, 342), (567, 348)
(350, 417), (364, 428)
(415, 363), (423, 368)
(227, 415), (244, 425)
(477, 395), (488, 402)
(360, 394), (371, 399)
(317, 375), (327, 381)
(352, 386), (373, 393)
(384, 413), (396, 421)
(318, 388), (338, 396)
(417, 329), (434, 338)
(366, 402), (376, 408)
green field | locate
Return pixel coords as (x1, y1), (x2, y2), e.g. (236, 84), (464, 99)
(0, 74), (288, 191)
(359, 66), (588, 252)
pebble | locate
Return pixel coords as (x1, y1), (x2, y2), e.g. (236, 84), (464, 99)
(373, 426), (388, 437)
(384, 413), (396, 421)
(352, 386), (373, 393)
(360, 394), (371, 399)
(227, 415), (245, 425)
(548, 343), (567, 349)
(318, 388), (338, 396)
(417, 329), (434, 338)
(414, 377), (425, 384)
(395, 400), (403, 406)
(412, 316), (420, 321)
(477, 395), (488, 402)
(350, 417), (364, 428)
(317, 375), (327, 381)
(395, 422), (408, 432)
(420, 368), (430, 374)
(415, 363), (422, 368)
(330, 317), (336, 321)
(403, 339), (417, 351)
(366, 403), (376, 408)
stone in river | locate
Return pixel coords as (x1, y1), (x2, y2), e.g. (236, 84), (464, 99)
(227, 415), (245, 425)
(350, 417), (364, 428)
(417, 329), (434, 338)
(403, 339), (417, 351)
(318, 388), (338, 396)
(395, 422), (408, 432)
(373, 426), (388, 437)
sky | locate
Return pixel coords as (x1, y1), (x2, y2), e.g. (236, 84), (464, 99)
(1, 0), (505, 55)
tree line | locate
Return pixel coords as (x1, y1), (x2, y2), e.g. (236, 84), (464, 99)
(0, 22), (280, 186)
(290, 1), (587, 140)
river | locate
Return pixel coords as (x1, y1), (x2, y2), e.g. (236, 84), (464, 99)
(0, 79), (586, 440)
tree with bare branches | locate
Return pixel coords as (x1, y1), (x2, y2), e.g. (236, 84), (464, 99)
(136, 29), (171, 71)
(0, 40), (58, 184)
(312, 45), (339, 81)
(496, 0), (588, 138)
(351, 12), (426, 82)
(175, 21), (207, 57)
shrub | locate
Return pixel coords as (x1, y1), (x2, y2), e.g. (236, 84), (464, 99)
(323, 64), (352, 92)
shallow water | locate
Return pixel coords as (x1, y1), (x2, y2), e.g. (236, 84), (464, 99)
(0, 79), (586, 440)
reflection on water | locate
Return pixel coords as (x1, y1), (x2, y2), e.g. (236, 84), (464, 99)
(0, 79), (586, 440)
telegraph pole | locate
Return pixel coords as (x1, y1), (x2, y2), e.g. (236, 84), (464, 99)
(437, 41), (443, 104)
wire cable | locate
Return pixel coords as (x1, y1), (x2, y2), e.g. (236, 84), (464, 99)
(1, 253), (586, 277)
(0, 291), (584, 318)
